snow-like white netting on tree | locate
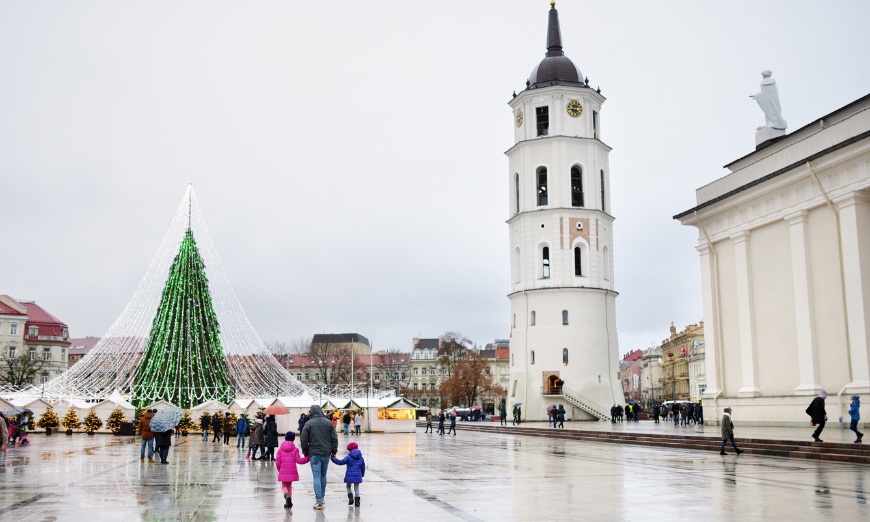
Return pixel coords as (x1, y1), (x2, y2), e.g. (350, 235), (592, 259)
(11, 186), (316, 403)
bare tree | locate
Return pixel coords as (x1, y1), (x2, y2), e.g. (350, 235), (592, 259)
(372, 349), (411, 391)
(0, 353), (47, 387)
(437, 331), (471, 377)
(439, 352), (505, 407)
(301, 339), (359, 386)
(265, 339), (306, 355)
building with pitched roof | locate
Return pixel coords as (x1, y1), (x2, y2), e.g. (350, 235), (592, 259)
(0, 296), (70, 385)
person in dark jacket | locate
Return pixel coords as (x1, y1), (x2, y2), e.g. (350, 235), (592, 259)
(556, 405), (566, 428)
(200, 413), (211, 442)
(341, 411), (351, 436)
(806, 390), (828, 442)
(301, 405), (338, 510)
(446, 413), (457, 435)
(155, 428), (173, 464)
(222, 413), (234, 446)
(139, 410), (155, 461)
(499, 403), (508, 426)
(298, 413), (308, 433)
(652, 404), (661, 424)
(211, 413), (222, 442)
(250, 419), (265, 460)
(848, 396), (863, 443)
(437, 412), (446, 434)
(719, 407), (743, 455)
(236, 415), (248, 449)
(332, 441), (366, 507)
(263, 415), (279, 461)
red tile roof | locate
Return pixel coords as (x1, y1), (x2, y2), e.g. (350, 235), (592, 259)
(0, 296), (27, 316)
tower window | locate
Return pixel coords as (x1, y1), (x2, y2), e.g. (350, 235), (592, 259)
(600, 170), (606, 212)
(531, 351), (535, 364)
(562, 310), (569, 325)
(593, 111), (599, 139)
(536, 106), (549, 136)
(571, 166), (584, 207)
(542, 247), (550, 279)
(537, 167), (548, 206)
(574, 246), (584, 276)
(563, 348), (569, 365)
(515, 173), (520, 214)
(530, 310), (536, 326)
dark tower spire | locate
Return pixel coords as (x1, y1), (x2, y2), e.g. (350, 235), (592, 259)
(546, 2), (564, 57)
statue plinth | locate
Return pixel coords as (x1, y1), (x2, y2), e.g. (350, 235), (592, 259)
(755, 126), (786, 148)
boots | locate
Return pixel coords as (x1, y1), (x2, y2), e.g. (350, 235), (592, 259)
(354, 496), (361, 507)
(348, 492), (354, 505)
(284, 494), (292, 509)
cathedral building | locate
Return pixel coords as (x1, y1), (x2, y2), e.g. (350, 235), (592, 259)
(506, 3), (624, 421)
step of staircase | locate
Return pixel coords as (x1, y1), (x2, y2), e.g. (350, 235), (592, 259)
(417, 422), (870, 465)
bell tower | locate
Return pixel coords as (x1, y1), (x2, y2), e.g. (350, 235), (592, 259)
(506, 2), (623, 420)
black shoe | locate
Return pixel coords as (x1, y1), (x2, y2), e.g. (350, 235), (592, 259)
(354, 496), (360, 507)
(160, 461), (169, 464)
(736, 449), (744, 455)
(813, 437), (823, 443)
(348, 492), (354, 506)
(720, 451), (727, 455)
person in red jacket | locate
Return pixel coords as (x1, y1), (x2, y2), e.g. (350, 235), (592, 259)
(275, 431), (309, 509)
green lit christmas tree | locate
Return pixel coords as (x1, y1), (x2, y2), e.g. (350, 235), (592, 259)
(132, 228), (234, 408)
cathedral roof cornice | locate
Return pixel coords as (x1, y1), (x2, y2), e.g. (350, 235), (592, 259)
(504, 135), (611, 156)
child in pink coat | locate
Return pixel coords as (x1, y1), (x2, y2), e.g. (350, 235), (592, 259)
(275, 431), (309, 509)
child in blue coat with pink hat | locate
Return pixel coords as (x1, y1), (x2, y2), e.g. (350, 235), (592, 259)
(331, 441), (366, 507)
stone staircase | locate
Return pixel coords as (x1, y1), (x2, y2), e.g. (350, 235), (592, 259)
(419, 422), (870, 465)
(559, 387), (610, 421)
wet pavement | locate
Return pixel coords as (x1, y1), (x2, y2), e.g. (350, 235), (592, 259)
(0, 427), (867, 521)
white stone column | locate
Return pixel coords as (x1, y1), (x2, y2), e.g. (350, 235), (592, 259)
(838, 192), (870, 395)
(786, 210), (822, 395)
(697, 241), (722, 398)
(732, 231), (760, 397)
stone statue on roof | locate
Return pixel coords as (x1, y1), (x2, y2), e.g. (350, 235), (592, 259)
(751, 70), (788, 146)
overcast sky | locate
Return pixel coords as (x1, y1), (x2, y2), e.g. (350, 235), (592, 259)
(2, 1), (869, 355)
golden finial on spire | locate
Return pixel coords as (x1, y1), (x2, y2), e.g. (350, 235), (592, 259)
(551, 0), (556, 6)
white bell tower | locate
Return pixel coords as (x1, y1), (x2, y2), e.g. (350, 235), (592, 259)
(506, 2), (623, 420)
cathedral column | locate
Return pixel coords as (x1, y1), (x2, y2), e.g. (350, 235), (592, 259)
(837, 191), (870, 394)
(732, 230), (760, 397)
(786, 210), (822, 395)
(697, 241), (721, 398)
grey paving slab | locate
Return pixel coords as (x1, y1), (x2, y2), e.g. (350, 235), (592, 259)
(0, 429), (867, 521)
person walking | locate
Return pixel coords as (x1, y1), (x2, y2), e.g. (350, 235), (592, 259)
(719, 407), (743, 455)
(556, 405), (566, 428)
(300, 405), (338, 510)
(848, 395), (864, 443)
(331, 441), (366, 508)
(341, 411), (351, 436)
(447, 413), (457, 435)
(437, 412), (445, 434)
(652, 404), (661, 424)
(138, 409), (155, 461)
(263, 415), (279, 461)
(0, 412), (9, 453)
(211, 413), (222, 442)
(806, 390), (828, 442)
(697, 401), (704, 425)
(250, 418), (265, 460)
(298, 413), (308, 433)
(424, 412), (433, 433)
(354, 412), (362, 436)
(499, 403), (508, 426)
(236, 414), (248, 449)
(222, 412), (233, 446)
(155, 428), (173, 464)
(200, 413), (211, 442)
(276, 431), (309, 509)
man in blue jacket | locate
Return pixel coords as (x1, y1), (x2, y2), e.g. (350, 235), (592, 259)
(236, 415), (248, 449)
(301, 405), (338, 510)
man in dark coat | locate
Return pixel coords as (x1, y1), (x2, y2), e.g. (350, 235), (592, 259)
(806, 390), (828, 442)
(263, 415), (279, 461)
(301, 405), (338, 510)
(200, 413), (211, 442)
(211, 413), (222, 442)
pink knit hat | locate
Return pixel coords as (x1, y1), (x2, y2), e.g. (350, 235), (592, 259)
(347, 442), (358, 451)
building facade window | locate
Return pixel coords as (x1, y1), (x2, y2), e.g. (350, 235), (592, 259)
(530, 310), (536, 326)
(531, 351), (535, 364)
(574, 246), (584, 276)
(563, 348), (569, 365)
(304, 373), (310, 380)
(10, 323), (17, 335)
(515, 173), (520, 214)
(537, 167), (548, 206)
(593, 111), (599, 139)
(536, 106), (549, 136)
(43, 347), (50, 361)
(562, 310), (569, 325)
(413, 383), (418, 390)
(413, 368), (418, 375)
(28, 347), (35, 360)
(28, 326), (38, 337)
(512, 380), (518, 396)
(542, 247), (550, 278)
(8, 346), (16, 358)
(41, 373), (49, 384)
(571, 166), (584, 207)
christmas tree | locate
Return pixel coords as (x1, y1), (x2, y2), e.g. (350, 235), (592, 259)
(83, 410), (102, 433)
(37, 406), (60, 432)
(62, 407), (80, 431)
(132, 228), (234, 408)
(106, 407), (126, 434)
(178, 410), (194, 434)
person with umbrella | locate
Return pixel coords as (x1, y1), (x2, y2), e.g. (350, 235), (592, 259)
(263, 414), (279, 461)
(150, 408), (182, 464)
(138, 409), (156, 462)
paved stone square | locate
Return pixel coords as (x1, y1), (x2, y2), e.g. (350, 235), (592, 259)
(0, 427), (867, 521)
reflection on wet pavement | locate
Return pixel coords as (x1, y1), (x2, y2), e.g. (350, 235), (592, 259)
(0, 429), (868, 521)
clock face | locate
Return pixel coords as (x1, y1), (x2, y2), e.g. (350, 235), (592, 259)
(566, 100), (583, 117)
(515, 110), (524, 127)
